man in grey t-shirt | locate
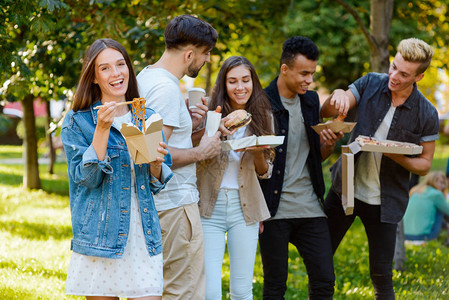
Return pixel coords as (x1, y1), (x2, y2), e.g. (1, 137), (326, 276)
(260, 36), (343, 299)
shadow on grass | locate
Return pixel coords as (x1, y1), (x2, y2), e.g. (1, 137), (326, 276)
(41, 177), (70, 197)
(1, 220), (72, 240)
(0, 170), (70, 197)
(0, 171), (22, 186)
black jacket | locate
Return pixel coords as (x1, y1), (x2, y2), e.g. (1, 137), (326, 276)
(260, 77), (325, 217)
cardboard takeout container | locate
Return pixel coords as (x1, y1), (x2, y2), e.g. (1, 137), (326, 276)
(348, 135), (423, 155)
(222, 135), (285, 151)
(120, 113), (163, 164)
(312, 121), (356, 135)
(340, 135), (422, 216)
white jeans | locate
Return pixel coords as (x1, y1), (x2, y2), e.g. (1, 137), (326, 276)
(201, 189), (259, 300)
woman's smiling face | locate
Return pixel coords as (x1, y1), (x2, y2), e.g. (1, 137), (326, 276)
(94, 47), (129, 103)
(226, 65), (253, 110)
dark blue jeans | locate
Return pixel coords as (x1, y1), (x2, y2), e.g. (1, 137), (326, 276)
(324, 189), (397, 300)
(405, 211), (444, 241)
(259, 217), (335, 300)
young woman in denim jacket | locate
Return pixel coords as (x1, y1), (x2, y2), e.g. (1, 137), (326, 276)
(196, 56), (274, 300)
(61, 39), (172, 300)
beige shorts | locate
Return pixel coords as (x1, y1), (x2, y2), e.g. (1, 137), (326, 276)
(158, 202), (205, 300)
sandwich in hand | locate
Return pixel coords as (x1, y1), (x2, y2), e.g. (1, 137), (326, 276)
(225, 109), (252, 130)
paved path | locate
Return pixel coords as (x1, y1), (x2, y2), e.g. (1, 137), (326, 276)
(0, 156), (66, 165)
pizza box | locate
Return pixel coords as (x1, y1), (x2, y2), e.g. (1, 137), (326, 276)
(348, 135), (423, 155)
(221, 135), (285, 151)
(120, 113), (163, 164)
(341, 151), (354, 215)
(312, 121), (356, 135)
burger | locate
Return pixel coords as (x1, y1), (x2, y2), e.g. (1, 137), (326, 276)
(225, 109), (252, 131)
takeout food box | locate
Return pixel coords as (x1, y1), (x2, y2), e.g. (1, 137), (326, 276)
(348, 135), (423, 155)
(341, 135), (422, 216)
(120, 113), (163, 164)
(311, 121), (356, 135)
(222, 135), (285, 151)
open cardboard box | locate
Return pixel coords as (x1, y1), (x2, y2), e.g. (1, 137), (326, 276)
(312, 121), (356, 135)
(348, 135), (423, 155)
(222, 135), (285, 151)
(120, 113), (163, 164)
(341, 136), (422, 215)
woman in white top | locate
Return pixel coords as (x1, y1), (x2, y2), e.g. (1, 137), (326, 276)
(197, 56), (274, 300)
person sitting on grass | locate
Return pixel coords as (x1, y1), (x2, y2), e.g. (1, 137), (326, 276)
(403, 171), (449, 243)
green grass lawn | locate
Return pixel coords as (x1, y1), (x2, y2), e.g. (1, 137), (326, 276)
(0, 144), (448, 299)
(0, 145), (24, 159)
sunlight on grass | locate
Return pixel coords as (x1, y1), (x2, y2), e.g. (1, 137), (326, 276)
(0, 183), (81, 300)
(0, 144), (448, 299)
(0, 145), (23, 159)
(432, 143), (449, 173)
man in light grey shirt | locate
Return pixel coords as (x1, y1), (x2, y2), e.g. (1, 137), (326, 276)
(137, 15), (221, 300)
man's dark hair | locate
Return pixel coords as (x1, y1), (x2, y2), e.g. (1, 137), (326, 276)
(164, 15), (218, 51)
(280, 36), (319, 67)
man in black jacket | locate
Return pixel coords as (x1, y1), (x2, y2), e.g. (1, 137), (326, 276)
(259, 36), (343, 299)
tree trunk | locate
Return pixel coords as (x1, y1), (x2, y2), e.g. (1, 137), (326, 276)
(22, 94), (41, 189)
(45, 100), (55, 174)
(370, 0), (394, 73)
(370, 0), (407, 270)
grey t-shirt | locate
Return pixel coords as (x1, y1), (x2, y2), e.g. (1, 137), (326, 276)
(354, 104), (396, 205)
(272, 94), (325, 219)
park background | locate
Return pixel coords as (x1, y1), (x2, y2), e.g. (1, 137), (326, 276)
(1, 0), (449, 299)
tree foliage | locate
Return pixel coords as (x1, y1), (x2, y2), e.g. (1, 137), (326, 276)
(281, 0), (448, 106)
(0, 0), (448, 189)
(0, 0), (82, 188)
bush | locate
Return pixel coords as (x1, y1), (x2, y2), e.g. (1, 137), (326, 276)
(0, 114), (13, 135)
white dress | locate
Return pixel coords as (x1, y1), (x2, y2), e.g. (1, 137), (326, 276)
(65, 111), (163, 297)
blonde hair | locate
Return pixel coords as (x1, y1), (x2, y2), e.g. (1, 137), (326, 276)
(397, 38), (434, 74)
(410, 171), (447, 196)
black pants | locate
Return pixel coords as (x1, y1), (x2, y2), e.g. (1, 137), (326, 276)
(324, 188), (397, 300)
(259, 217), (335, 300)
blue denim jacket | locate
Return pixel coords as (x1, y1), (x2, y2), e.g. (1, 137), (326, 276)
(330, 73), (439, 223)
(61, 100), (173, 258)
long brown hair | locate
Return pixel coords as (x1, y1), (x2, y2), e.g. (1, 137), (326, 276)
(72, 39), (139, 112)
(209, 56), (274, 158)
